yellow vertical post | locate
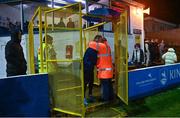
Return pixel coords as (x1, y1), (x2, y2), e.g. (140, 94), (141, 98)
(115, 10), (129, 105)
(79, 2), (85, 117)
(113, 21), (118, 95)
(28, 21), (35, 74)
(28, 7), (41, 74)
(39, 7), (44, 73)
(28, 22), (31, 73)
(83, 31), (87, 53)
(44, 12), (48, 72)
(124, 10), (129, 104)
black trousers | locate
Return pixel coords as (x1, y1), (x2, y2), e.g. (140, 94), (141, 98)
(134, 62), (143, 68)
(84, 71), (94, 98)
(100, 79), (114, 101)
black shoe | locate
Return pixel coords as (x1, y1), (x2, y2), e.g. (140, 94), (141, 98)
(88, 96), (95, 103)
(98, 98), (105, 102)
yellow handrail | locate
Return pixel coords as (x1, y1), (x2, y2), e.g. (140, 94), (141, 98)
(31, 7), (40, 21)
(83, 22), (107, 31)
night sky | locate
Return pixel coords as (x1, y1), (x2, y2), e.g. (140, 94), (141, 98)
(135, 0), (180, 24)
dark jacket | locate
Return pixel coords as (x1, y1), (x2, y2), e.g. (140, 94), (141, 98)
(83, 48), (97, 73)
(5, 30), (27, 76)
(132, 49), (144, 64)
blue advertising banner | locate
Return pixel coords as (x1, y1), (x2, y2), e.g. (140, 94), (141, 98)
(0, 74), (50, 117)
(128, 63), (180, 100)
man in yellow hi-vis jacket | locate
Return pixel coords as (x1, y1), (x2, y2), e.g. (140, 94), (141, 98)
(38, 35), (58, 73)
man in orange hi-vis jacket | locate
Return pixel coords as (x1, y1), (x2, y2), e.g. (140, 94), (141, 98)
(96, 37), (114, 102)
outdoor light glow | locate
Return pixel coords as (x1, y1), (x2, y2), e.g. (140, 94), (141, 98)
(47, 4), (62, 8)
(143, 7), (150, 15)
(74, 0), (85, 4)
(47, 0), (68, 4)
(55, 0), (68, 4)
(47, 4), (51, 7)
(23, 4), (28, 8)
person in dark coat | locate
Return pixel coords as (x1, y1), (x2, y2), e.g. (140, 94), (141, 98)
(83, 35), (102, 106)
(131, 43), (144, 68)
(5, 29), (27, 77)
(83, 47), (97, 106)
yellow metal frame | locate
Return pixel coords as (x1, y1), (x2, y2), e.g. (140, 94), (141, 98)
(28, 2), (129, 116)
(47, 59), (81, 62)
(114, 19), (119, 100)
(83, 27), (98, 52)
(28, 7), (51, 74)
(57, 86), (81, 91)
(115, 11), (128, 105)
(46, 27), (80, 30)
(53, 108), (82, 117)
(28, 21), (35, 73)
(28, 7), (41, 74)
(44, 2), (85, 117)
(83, 22), (106, 53)
(38, 7), (44, 73)
(83, 22), (107, 31)
(125, 10), (129, 105)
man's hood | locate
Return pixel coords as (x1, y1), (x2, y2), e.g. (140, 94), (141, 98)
(10, 29), (21, 43)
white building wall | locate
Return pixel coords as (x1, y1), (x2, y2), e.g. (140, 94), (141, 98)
(128, 5), (144, 61)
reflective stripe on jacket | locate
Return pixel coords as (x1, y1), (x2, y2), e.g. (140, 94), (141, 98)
(97, 41), (113, 79)
(38, 43), (47, 73)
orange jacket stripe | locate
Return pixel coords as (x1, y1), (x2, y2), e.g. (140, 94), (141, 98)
(97, 42), (113, 79)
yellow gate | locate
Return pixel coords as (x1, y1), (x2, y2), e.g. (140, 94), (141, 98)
(114, 11), (128, 104)
(44, 3), (85, 116)
(82, 11), (129, 104)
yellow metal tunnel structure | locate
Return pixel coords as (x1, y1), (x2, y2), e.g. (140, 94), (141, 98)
(28, 3), (128, 117)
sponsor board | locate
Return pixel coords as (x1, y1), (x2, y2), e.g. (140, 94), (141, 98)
(128, 64), (180, 100)
(0, 74), (50, 116)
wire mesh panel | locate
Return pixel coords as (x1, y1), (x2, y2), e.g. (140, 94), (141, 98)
(83, 28), (100, 85)
(28, 8), (42, 74)
(48, 61), (82, 113)
(115, 11), (128, 104)
(45, 3), (84, 116)
(83, 28), (98, 51)
(28, 21), (35, 74)
(33, 18), (43, 74)
(28, 7), (51, 74)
